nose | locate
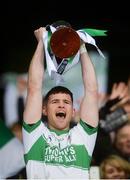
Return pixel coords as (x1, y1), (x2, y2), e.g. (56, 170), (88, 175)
(58, 101), (65, 108)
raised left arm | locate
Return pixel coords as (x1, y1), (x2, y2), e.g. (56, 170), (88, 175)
(79, 44), (99, 127)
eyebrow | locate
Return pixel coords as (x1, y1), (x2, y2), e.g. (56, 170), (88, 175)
(49, 98), (72, 103)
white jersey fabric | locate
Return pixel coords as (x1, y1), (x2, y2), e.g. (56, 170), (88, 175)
(22, 119), (98, 179)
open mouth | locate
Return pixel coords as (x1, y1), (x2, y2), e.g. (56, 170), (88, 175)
(56, 112), (66, 118)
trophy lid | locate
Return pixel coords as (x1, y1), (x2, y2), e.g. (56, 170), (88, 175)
(50, 26), (80, 59)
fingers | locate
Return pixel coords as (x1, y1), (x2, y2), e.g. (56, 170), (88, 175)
(110, 82), (129, 100)
(34, 27), (46, 41)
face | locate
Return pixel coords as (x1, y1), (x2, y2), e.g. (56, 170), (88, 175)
(115, 124), (130, 157)
(104, 164), (126, 179)
(43, 93), (74, 130)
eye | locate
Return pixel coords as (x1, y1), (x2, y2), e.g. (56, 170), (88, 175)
(64, 100), (70, 104)
(52, 100), (58, 103)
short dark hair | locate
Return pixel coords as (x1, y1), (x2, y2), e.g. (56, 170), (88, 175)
(44, 86), (73, 104)
(51, 20), (72, 29)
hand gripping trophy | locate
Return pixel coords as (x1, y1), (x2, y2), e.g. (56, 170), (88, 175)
(42, 20), (107, 84)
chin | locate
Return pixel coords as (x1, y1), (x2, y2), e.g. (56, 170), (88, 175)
(56, 123), (69, 130)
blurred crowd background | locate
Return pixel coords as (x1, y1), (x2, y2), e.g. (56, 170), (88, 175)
(1, 1), (130, 179)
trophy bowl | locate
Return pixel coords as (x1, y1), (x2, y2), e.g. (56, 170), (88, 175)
(50, 27), (80, 59)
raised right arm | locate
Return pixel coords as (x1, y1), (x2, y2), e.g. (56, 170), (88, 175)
(23, 27), (46, 124)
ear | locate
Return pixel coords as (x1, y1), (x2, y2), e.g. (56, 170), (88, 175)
(42, 105), (47, 116)
(72, 108), (76, 118)
(73, 108), (80, 122)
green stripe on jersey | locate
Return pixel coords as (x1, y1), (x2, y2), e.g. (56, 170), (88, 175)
(80, 120), (98, 134)
(23, 120), (41, 133)
(24, 136), (91, 169)
(24, 136), (45, 164)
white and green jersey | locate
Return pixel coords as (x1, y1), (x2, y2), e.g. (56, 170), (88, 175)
(22, 119), (98, 179)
